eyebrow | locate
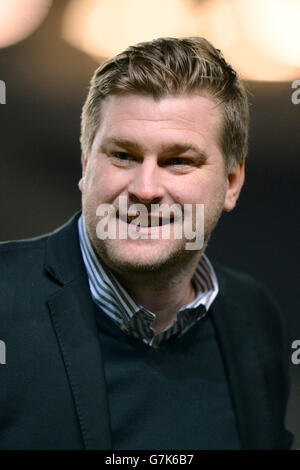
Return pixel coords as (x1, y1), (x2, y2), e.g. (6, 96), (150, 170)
(99, 137), (208, 160)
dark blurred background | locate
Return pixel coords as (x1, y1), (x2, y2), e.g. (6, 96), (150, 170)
(0, 0), (299, 448)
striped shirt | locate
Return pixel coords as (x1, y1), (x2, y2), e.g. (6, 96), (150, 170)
(78, 214), (219, 348)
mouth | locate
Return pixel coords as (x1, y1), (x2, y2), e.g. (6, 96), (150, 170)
(118, 212), (174, 228)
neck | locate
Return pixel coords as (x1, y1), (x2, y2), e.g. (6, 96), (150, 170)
(110, 258), (200, 334)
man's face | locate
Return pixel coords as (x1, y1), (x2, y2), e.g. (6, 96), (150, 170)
(79, 93), (244, 274)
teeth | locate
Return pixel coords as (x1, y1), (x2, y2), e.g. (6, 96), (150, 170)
(119, 212), (174, 227)
(128, 217), (173, 227)
(127, 216), (148, 225)
(128, 217), (151, 227)
(137, 221), (151, 227)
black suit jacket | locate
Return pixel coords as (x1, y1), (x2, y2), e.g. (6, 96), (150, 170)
(0, 212), (293, 449)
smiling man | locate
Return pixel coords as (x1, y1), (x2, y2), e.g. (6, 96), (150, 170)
(0, 37), (293, 450)
(79, 91), (243, 334)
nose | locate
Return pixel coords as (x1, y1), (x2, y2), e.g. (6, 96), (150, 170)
(127, 158), (165, 204)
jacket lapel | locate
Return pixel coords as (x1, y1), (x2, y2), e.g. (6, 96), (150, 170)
(45, 213), (113, 449)
(210, 272), (272, 450)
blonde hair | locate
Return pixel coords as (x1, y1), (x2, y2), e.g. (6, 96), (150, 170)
(80, 37), (249, 173)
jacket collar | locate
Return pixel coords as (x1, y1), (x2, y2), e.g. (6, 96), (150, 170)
(45, 211), (85, 285)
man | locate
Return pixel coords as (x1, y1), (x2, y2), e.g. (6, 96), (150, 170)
(0, 37), (293, 449)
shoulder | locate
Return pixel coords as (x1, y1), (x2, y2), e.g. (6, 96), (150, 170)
(0, 235), (53, 309)
(0, 234), (49, 270)
(0, 234), (49, 252)
(212, 261), (282, 312)
(0, 212), (80, 272)
(212, 260), (265, 289)
(0, 213), (82, 298)
(211, 260), (288, 355)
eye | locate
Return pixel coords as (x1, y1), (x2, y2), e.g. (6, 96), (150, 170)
(168, 157), (194, 166)
(111, 151), (134, 161)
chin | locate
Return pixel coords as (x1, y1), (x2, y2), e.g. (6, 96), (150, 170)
(94, 238), (192, 274)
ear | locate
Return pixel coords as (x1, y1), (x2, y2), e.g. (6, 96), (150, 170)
(223, 161), (245, 211)
(78, 153), (88, 192)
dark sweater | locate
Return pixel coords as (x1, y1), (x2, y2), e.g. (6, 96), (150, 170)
(96, 305), (241, 450)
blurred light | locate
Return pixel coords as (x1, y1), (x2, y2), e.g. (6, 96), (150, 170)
(198, 0), (237, 51)
(62, 0), (199, 59)
(236, 0), (300, 68)
(192, 0), (300, 81)
(62, 0), (300, 82)
(0, 0), (52, 48)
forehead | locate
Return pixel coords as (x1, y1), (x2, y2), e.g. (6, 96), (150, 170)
(94, 93), (222, 151)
